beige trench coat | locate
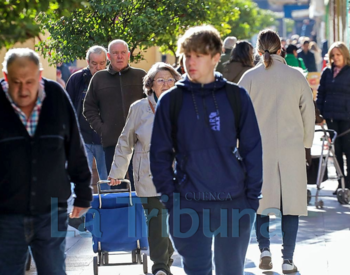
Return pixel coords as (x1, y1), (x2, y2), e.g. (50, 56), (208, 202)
(239, 55), (315, 216)
(109, 94), (158, 197)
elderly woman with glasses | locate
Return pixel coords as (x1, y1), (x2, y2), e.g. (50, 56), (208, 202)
(108, 62), (181, 275)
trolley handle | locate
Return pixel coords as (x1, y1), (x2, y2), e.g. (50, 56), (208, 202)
(96, 179), (132, 208)
(315, 128), (338, 143)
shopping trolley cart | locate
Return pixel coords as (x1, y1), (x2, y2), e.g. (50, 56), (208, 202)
(85, 180), (148, 275)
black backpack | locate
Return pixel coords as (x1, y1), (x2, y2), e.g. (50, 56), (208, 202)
(169, 82), (241, 152)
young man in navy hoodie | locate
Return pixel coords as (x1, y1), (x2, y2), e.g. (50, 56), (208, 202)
(150, 25), (263, 275)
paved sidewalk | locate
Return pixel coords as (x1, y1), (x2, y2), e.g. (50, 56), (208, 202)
(25, 178), (350, 275)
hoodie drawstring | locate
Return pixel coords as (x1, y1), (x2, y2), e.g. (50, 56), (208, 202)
(190, 83), (219, 124)
(212, 90), (220, 116)
(191, 87), (200, 120)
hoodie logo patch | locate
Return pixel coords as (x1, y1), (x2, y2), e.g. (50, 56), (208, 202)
(209, 112), (220, 131)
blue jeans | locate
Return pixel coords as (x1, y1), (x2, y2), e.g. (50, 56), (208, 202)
(0, 208), (68, 275)
(85, 143), (109, 190)
(168, 196), (255, 275)
(255, 214), (299, 260)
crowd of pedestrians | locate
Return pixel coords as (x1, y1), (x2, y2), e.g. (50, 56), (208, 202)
(0, 23), (349, 275)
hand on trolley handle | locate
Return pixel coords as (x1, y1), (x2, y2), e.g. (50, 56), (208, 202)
(107, 177), (122, 186)
(96, 179), (133, 207)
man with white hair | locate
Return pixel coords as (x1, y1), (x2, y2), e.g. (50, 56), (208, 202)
(0, 48), (92, 274)
(216, 36), (237, 73)
(66, 45), (108, 186)
(84, 40), (146, 189)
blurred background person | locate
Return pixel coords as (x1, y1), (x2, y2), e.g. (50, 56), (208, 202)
(281, 38), (287, 48)
(56, 69), (66, 88)
(176, 55), (185, 75)
(216, 36), (237, 73)
(285, 44), (308, 76)
(316, 42), (350, 194)
(57, 62), (71, 83)
(309, 41), (322, 72)
(222, 40), (254, 83)
(108, 62), (181, 275)
(298, 39), (317, 72)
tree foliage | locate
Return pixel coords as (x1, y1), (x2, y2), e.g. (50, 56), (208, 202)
(226, 0), (277, 39)
(32, 0), (276, 64)
(37, 0), (209, 63)
(157, 0), (276, 63)
(156, 0), (240, 63)
(0, 0), (87, 48)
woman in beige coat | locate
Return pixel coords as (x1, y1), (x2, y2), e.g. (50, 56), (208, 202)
(239, 30), (315, 274)
(108, 62), (181, 275)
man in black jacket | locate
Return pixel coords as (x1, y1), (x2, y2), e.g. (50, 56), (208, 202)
(84, 40), (146, 190)
(298, 40), (317, 72)
(66, 46), (108, 187)
(0, 48), (92, 275)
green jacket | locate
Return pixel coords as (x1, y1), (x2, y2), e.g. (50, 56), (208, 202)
(285, 54), (308, 73)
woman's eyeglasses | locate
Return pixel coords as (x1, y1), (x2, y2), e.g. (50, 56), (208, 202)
(155, 78), (176, 85)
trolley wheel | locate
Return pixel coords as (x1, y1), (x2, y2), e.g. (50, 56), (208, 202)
(93, 256), (98, 275)
(132, 249), (137, 263)
(143, 253), (148, 274)
(137, 250), (142, 264)
(102, 252), (109, 265)
(337, 188), (350, 204)
(315, 200), (324, 209)
(307, 189), (312, 205)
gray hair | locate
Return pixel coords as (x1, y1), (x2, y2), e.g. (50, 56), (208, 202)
(223, 36), (237, 50)
(2, 48), (42, 73)
(86, 45), (107, 61)
(143, 62), (181, 96)
(108, 39), (129, 53)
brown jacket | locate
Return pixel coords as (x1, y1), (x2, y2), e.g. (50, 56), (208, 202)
(222, 61), (253, 83)
(83, 64), (146, 147)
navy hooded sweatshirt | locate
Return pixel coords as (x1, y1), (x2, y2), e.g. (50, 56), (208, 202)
(150, 73), (262, 211)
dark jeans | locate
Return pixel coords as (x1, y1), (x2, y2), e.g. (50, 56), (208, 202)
(0, 208), (68, 275)
(255, 214), (299, 260)
(104, 145), (135, 190)
(168, 196), (255, 275)
(326, 119), (350, 189)
(142, 197), (174, 274)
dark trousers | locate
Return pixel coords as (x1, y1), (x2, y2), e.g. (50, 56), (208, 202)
(104, 145), (135, 190)
(168, 196), (254, 275)
(326, 119), (350, 189)
(255, 214), (299, 260)
(0, 208), (68, 275)
(142, 197), (174, 274)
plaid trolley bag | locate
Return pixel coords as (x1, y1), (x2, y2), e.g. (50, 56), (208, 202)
(85, 180), (148, 275)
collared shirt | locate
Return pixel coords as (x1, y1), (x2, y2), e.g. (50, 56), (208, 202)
(1, 80), (46, 136)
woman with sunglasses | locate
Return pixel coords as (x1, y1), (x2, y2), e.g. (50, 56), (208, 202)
(108, 62), (181, 275)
